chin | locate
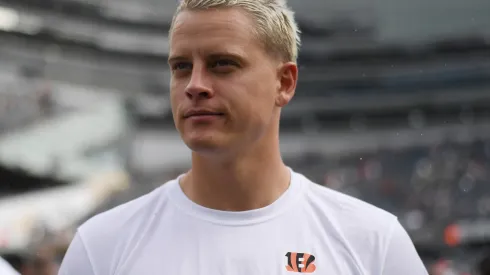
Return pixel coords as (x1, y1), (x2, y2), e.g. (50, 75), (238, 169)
(183, 133), (227, 154)
(185, 140), (221, 153)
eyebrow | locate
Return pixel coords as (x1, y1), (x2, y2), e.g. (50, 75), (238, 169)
(168, 56), (187, 65)
(208, 53), (244, 61)
(168, 52), (246, 66)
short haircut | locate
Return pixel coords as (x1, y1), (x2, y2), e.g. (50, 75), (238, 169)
(170, 0), (301, 63)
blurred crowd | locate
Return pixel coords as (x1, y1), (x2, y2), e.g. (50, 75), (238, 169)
(0, 76), (55, 134)
(293, 139), (490, 223)
(2, 230), (71, 275)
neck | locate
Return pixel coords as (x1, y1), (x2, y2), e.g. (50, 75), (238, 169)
(180, 128), (290, 211)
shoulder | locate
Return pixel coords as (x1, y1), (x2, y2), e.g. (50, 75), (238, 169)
(76, 178), (178, 249)
(295, 172), (400, 272)
(298, 172), (398, 227)
(59, 179), (180, 274)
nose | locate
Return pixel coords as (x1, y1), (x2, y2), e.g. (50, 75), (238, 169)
(185, 67), (214, 100)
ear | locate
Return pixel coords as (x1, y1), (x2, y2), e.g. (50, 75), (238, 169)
(275, 62), (298, 107)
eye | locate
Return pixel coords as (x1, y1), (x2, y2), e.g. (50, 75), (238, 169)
(210, 59), (237, 68)
(172, 62), (192, 71)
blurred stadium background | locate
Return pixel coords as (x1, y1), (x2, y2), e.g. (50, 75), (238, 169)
(0, 0), (490, 274)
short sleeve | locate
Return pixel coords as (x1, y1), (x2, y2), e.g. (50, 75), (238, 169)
(58, 232), (96, 275)
(381, 221), (429, 275)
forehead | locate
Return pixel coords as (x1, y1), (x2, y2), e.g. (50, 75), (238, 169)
(169, 8), (261, 57)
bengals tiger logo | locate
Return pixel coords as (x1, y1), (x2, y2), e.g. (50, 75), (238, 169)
(285, 252), (316, 273)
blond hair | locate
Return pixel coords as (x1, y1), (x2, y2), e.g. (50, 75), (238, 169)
(170, 0), (301, 62)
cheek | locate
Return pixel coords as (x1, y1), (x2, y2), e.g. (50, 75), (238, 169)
(169, 87), (185, 122)
(170, 83), (185, 107)
(169, 90), (178, 106)
(249, 82), (277, 112)
(169, 93), (178, 117)
(231, 87), (275, 127)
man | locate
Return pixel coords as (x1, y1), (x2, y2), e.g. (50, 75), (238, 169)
(0, 257), (20, 275)
(58, 0), (428, 274)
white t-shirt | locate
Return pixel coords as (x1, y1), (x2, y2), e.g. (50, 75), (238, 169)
(0, 257), (19, 275)
(58, 170), (428, 275)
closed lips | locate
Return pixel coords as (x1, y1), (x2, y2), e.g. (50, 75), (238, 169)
(184, 110), (224, 118)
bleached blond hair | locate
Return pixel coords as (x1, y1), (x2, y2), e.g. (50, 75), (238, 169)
(170, 0), (301, 62)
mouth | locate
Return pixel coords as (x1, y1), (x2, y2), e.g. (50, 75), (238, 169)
(183, 111), (225, 119)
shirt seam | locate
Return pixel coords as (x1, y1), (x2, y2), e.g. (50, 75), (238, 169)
(378, 217), (399, 275)
(77, 230), (99, 275)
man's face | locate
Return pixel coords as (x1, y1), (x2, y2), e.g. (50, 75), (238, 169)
(168, 8), (296, 156)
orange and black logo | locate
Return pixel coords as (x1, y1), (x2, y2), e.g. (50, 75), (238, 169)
(285, 252), (316, 273)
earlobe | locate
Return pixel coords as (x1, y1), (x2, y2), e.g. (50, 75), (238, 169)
(275, 93), (290, 107)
